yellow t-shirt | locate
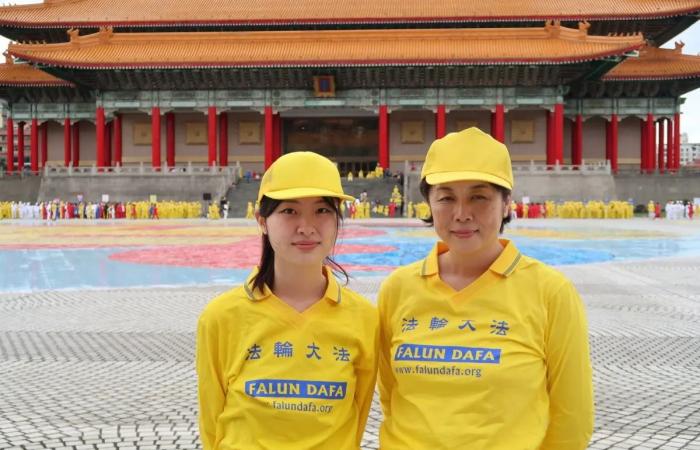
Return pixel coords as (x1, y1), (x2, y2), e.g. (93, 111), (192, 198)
(196, 268), (378, 450)
(378, 240), (594, 450)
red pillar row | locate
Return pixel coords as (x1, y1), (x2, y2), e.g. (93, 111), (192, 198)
(63, 118), (71, 167)
(6, 117), (14, 173)
(572, 114), (583, 166)
(208, 106), (217, 167)
(673, 113), (681, 171)
(72, 122), (80, 167)
(378, 104), (389, 169)
(96, 107), (105, 168)
(219, 112), (228, 167)
(17, 121), (25, 171)
(114, 114), (123, 167)
(264, 106), (274, 169)
(492, 104), (505, 143)
(166, 112), (175, 168)
(104, 121), (112, 167)
(546, 111), (553, 165)
(30, 118), (38, 173)
(435, 104), (446, 139)
(657, 120), (665, 174)
(640, 119), (647, 173)
(151, 107), (161, 169)
(648, 114), (656, 172)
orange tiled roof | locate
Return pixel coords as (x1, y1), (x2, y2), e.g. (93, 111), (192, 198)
(0, 0), (698, 26)
(0, 59), (72, 86)
(604, 43), (700, 80)
(8, 24), (644, 69)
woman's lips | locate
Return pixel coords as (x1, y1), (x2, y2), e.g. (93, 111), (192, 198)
(293, 241), (320, 250)
(451, 230), (476, 238)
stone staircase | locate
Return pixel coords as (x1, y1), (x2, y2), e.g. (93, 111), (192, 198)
(224, 176), (404, 218)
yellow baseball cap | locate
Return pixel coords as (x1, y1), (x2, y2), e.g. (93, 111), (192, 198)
(421, 127), (514, 190)
(257, 151), (354, 202)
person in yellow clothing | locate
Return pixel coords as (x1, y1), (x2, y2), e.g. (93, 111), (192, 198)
(377, 128), (594, 450)
(196, 151), (378, 450)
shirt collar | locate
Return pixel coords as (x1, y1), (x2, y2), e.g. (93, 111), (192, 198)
(421, 238), (522, 278)
(244, 266), (342, 304)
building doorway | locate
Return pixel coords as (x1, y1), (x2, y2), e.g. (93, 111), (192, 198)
(283, 117), (378, 175)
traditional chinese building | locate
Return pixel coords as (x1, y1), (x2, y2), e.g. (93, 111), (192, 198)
(1, 0), (699, 176)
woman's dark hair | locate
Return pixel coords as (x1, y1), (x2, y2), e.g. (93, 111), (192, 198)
(250, 196), (349, 294)
(419, 178), (512, 233)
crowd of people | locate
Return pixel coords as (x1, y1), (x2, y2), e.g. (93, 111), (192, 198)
(1, 192), (698, 222)
(0, 200), (202, 220)
(647, 200), (696, 220)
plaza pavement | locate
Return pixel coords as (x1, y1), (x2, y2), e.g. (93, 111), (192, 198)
(1, 219), (699, 449)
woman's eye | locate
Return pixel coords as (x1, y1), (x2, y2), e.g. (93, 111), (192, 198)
(438, 197), (453, 202)
(317, 207), (333, 214)
(472, 195), (487, 201)
(279, 208), (296, 214)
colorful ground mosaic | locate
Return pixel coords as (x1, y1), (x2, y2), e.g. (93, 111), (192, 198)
(1, 219), (700, 292)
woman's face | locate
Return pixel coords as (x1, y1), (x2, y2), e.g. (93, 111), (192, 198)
(428, 180), (510, 257)
(259, 197), (338, 268)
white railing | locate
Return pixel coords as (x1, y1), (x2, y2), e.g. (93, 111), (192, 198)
(408, 160), (612, 175)
(512, 160), (611, 174)
(38, 161), (241, 179)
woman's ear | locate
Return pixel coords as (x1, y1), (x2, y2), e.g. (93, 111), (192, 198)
(503, 194), (512, 219)
(255, 212), (267, 235)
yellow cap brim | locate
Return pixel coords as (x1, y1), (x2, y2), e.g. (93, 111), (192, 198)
(263, 187), (355, 202)
(425, 171), (513, 190)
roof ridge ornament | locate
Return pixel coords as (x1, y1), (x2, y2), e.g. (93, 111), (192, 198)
(545, 20), (561, 38)
(578, 20), (590, 39)
(3, 51), (13, 65)
(67, 27), (79, 45)
(98, 26), (113, 44)
(674, 41), (685, 54)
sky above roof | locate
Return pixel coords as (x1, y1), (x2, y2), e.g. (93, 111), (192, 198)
(1, 0), (699, 142)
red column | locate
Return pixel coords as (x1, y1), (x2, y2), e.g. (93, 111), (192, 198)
(17, 121), (25, 171)
(666, 117), (674, 171)
(378, 104), (389, 169)
(648, 114), (656, 172)
(435, 104), (446, 139)
(553, 103), (564, 165)
(657, 120), (665, 174)
(40, 122), (48, 169)
(493, 104), (505, 143)
(546, 110), (553, 165)
(30, 118), (38, 173)
(96, 107), (105, 168)
(673, 112), (681, 171)
(208, 106), (217, 167)
(610, 114), (619, 174)
(151, 107), (161, 169)
(114, 114), (122, 167)
(572, 114), (583, 166)
(640, 119), (647, 173)
(165, 112), (175, 168)
(72, 122), (80, 167)
(645, 113), (655, 173)
(264, 106), (273, 169)
(219, 112), (228, 167)
(105, 121), (112, 167)
(6, 117), (14, 173)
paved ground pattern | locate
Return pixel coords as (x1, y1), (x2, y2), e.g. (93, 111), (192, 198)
(1, 219), (699, 449)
